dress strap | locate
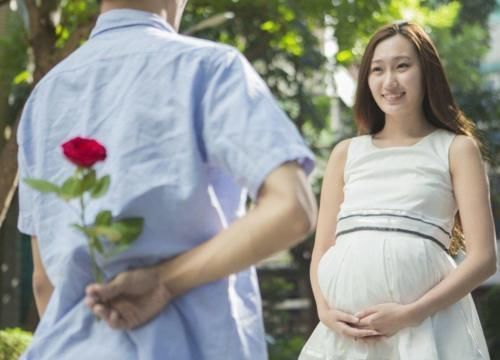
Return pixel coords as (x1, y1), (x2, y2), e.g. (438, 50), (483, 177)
(343, 135), (371, 183)
(427, 128), (457, 168)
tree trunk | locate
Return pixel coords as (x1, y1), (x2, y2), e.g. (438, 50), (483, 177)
(0, 1), (94, 328)
(0, 0), (95, 230)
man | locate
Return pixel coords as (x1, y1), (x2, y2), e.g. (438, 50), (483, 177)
(18, 0), (317, 358)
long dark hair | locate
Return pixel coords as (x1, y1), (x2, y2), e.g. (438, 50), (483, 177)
(354, 22), (482, 255)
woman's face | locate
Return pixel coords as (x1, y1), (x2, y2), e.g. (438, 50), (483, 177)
(368, 34), (424, 118)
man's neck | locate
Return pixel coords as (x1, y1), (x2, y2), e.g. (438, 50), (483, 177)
(101, 1), (168, 21)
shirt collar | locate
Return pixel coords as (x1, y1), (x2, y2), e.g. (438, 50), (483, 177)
(90, 9), (175, 38)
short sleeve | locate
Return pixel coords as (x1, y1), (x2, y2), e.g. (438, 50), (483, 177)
(201, 48), (314, 199)
(17, 99), (36, 235)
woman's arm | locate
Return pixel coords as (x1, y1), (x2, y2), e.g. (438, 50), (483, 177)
(310, 140), (347, 315)
(406, 135), (497, 322)
(31, 236), (54, 317)
(310, 139), (379, 338)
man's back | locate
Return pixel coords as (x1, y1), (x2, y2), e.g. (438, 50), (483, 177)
(18, 9), (313, 360)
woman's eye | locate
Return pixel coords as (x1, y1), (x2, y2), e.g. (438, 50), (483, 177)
(371, 67), (382, 73)
(397, 63), (409, 69)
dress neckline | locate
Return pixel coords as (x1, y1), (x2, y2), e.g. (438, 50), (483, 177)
(369, 128), (440, 150)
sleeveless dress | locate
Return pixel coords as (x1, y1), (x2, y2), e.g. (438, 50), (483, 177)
(299, 129), (490, 360)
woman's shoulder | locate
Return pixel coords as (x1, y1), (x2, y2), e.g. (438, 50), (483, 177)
(325, 138), (351, 169)
(450, 134), (480, 156)
(327, 135), (369, 168)
(449, 134), (483, 173)
(330, 135), (369, 156)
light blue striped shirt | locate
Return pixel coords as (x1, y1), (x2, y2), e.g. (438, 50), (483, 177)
(17, 9), (314, 360)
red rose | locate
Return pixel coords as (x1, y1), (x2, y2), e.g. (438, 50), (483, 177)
(62, 137), (107, 168)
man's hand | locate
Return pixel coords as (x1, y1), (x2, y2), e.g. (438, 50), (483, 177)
(319, 307), (380, 339)
(84, 266), (173, 330)
(355, 303), (417, 337)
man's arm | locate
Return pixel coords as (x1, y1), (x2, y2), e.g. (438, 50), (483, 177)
(160, 161), (317, 294)
(86, 162), (317, 329)
(31, 236), (54, 317)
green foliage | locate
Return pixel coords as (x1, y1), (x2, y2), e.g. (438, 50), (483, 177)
(478, 286), (500, 359)
(0, 11), (29, 149)
(81, 168), (97, 192)
(60, 175), (85, 199)
(91, 218), (144, 246)
(334, 0), (463, 66)
(26, 164), (143, 283)
(2, 0), (499, 354)
(185, 0), (328, 132)
(25, 168), (110, 200)
(55, 0), (99, 48)
(268, 335), (306, 360)
(91, 175), (110, 198)
(0, 328), (32, 360)
(260, 276), (295, 302)
(454, 0), (497, 25)
(433, 23), (489, 92)
(22, 179), (60, 194)
(95, 210), (112, 226)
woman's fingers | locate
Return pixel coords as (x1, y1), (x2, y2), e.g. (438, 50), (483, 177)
(338, 322), (380, 338)
(358, 313), (377, 327)
(322, 308), (382, 338)
(359, 335), (387, 344)
(355, 307), (378, 319)
(334, 310), (359, 324)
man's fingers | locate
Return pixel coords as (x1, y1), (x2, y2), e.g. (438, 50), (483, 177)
(84, 295), (99, 309)
(106, 299), (143, 330)
(108, 309), (127, 329)
(92, 304), (111, 321)
(89, 273), (129, 302)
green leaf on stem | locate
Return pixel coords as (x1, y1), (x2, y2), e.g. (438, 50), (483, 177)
(94, 225), (122, 243)
(60, 176), (84, 200)
(81, 169), (97, 192)
(102, 242), (129, 258)
(91, 236), (105, 254)
(95, 217), (144, 244)
(91, 175), (110, 198)
(71, 223), (96, 238)
(23, 178), (60, 194)
(71, 223), (85, 235)
(95, 210), (112, 226)
(113, 217), (144, 244)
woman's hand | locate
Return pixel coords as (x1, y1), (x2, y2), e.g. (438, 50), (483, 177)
(319, 306), (381, 338)
(355, 303), (421, 337)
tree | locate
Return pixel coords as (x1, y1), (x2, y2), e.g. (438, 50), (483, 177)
(0, 0), (498, 356)
(0, 0), (98, 230)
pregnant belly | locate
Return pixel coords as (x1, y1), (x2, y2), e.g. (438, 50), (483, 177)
(317, 231), (454, 314)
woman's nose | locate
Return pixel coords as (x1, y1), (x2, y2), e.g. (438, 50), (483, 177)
(383, 72), (398, 89)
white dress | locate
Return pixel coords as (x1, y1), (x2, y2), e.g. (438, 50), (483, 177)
(299, 129), (490, 360)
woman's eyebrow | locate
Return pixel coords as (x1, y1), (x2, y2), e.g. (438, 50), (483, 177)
(371, 55), (412, 63)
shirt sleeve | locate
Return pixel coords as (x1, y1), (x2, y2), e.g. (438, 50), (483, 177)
(17, 98), (36, 235)
(200, 48), (315, 200)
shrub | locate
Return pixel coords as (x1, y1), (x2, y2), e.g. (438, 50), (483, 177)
(0, 328), (32, 360)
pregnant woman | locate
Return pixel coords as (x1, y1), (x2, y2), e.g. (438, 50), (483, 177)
(300, 21), (497, 360)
